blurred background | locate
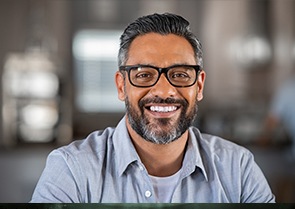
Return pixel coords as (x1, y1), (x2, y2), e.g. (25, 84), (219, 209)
(0, 0), (295, 203)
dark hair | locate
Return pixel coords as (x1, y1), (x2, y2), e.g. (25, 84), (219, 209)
(118, 13), (203, 68)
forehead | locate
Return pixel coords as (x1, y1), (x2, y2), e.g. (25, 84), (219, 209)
(126, 33), (196, 66)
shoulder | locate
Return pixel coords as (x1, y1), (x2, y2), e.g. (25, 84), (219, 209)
(63, 127), (115, 152)
(192, 127), (249, 152)
(189, 128), (275, 202)
(51, 127), (116, 166)
(31, 128), (117, 203)
(189, 127), (252, 162)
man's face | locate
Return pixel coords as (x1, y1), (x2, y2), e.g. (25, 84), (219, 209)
(116, 33), (206, 144)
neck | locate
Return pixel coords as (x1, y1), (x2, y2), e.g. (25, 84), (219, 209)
(126, 117), (189, 177)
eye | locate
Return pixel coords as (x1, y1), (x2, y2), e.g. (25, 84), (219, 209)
(171, 72), (190, 78)
(168, 66), (196, 82)
(131, 67), (157, 82)
(135, 72), (153, 78)
(170, 71), (191, 81)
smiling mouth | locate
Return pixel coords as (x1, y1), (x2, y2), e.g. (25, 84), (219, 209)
(146, 105), (180, 113)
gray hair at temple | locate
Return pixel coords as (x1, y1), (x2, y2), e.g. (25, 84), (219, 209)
(118, 13), (204, 68)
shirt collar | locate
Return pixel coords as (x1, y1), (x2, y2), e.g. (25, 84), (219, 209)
(113, 116), (208, 180)
(184, 127), (208, 181)
(113, 116), (141, 176)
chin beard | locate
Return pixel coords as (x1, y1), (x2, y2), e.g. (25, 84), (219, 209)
(125, 97), (198, 144)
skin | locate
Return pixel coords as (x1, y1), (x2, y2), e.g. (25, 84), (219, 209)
(115, 33), (206, 177)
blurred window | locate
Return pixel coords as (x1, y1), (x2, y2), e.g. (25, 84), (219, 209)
(73, 30), (124, 112)
(2, 53), (60, 143)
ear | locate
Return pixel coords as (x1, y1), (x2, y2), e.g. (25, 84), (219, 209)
(196, 70), (206, 101)
(115, 71), (126, 101)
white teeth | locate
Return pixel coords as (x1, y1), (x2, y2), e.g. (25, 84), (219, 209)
(150, 106), (177, 112)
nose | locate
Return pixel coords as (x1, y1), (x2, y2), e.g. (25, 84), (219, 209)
(149, 74), (177, 98)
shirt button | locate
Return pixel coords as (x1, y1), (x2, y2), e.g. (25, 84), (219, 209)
(145, 190), (152, 198)
(138, 165), (144, 171)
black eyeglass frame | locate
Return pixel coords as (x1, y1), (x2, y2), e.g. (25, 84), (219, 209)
(119, 64), (202, 88)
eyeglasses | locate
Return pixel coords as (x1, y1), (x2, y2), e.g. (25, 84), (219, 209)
(119, 64), (202, 88)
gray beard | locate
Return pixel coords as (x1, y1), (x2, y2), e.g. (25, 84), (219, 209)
(125, 97), (198, 144)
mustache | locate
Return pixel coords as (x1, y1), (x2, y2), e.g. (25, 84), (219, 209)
(138, 97), (188, 109)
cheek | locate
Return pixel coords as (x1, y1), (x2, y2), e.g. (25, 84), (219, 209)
(125, 85), (149, 105)
(180, 88), (198, 105)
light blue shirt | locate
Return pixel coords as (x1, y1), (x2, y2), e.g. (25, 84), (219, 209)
(31, 116), (275, 203)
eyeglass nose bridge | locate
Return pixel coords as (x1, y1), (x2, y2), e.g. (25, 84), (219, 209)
(157, 66), (170, 74)
(154, 66), (173, 86)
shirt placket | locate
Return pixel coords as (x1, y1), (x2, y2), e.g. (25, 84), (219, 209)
(136, 162), (156, 203)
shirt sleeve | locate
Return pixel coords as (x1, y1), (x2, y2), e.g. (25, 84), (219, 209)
(240, 151), (275, 203)
(30, 149), (83, 203)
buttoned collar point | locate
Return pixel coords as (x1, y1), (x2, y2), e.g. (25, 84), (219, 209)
(112, 115), (144, 176)
(183, 127), (209, 181)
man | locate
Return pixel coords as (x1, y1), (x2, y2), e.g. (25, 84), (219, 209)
(31, 13), (275, 203)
